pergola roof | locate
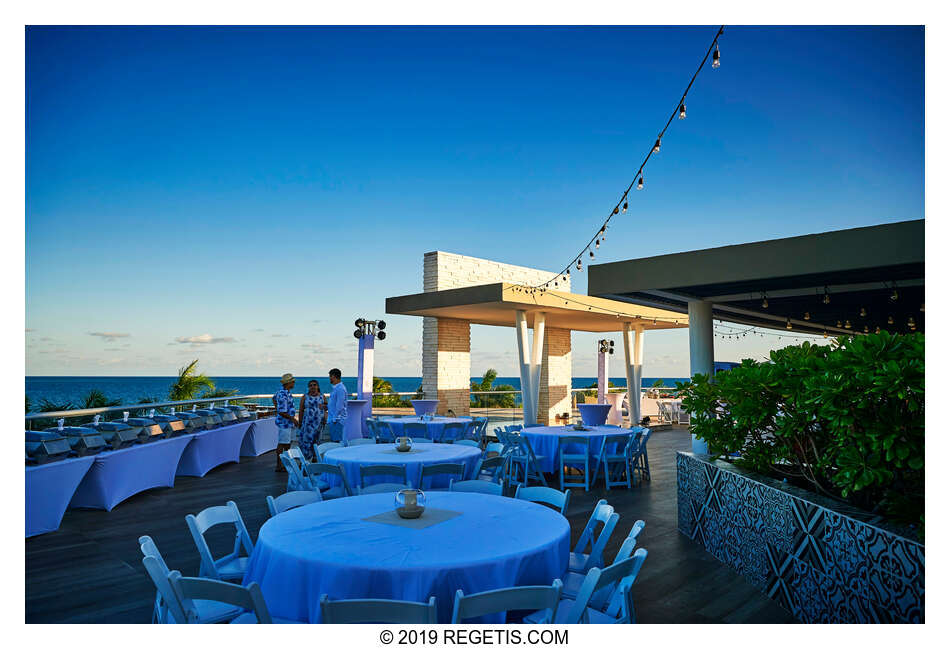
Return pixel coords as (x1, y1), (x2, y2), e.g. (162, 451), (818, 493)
(385, 282), (688, 332)
(587, 219), (924, 335)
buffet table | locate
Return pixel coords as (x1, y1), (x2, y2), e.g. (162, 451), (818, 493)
(177, 421), (252, 477)
(69, 434), (195, 511)
(240, 417), (279, 457)
(26, 455), (96, 537)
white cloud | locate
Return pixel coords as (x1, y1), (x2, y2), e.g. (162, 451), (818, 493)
(271, 333), (289, 338)
(174, 334), (237, 345)
(89, 331), (131, 341)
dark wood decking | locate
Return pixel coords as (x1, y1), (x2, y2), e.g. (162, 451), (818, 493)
(25, 427), (795, 624)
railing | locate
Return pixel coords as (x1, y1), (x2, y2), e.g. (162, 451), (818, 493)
(25, 386), (683, 429)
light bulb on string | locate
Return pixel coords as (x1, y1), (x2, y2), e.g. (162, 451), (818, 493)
(622, 201), (628, 213)
(589, 250), (595, 259)
(823, 287), (831, 304)
(786, 318), (792, 330)
(920, 303), (924, 312)
(844, 320), (852, 329)
(576, 259), (583, 272)
(875, 326), (881, 334)
(679, 102), (686, 119)
(761, 294), (768, 309)
(859, 307), (867, 317)
(653, 138), (661, 153)
(637, 176), (644, 191)
(595, 239), (600, 249)
(863, 325), (869, 333)
(712, 43), (720, 68)
(887, 315), (894, 325)
(804, 311), (811, 321)
(890, 289), (899, 302)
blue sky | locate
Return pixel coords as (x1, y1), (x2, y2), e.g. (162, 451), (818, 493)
(25, 25), (923, 378)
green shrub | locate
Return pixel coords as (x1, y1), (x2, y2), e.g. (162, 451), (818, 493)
(678, 331), (924, 534)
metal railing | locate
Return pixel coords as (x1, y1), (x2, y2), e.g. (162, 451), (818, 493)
(25, 386), (683, 429)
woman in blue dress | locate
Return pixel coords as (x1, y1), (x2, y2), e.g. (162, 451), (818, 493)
(297, 379), (326, 460)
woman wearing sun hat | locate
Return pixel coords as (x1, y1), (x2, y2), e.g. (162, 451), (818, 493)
(272, 373), (298, 471)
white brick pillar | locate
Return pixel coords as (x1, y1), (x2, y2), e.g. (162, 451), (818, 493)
(538, 328), (572, 426)
(422, 317), (471, 416)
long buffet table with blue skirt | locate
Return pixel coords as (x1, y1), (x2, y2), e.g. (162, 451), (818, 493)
(68, 434), (195, 511)
(521, 425), (634, 473)
(242, 492), (570, 622)
(176, 421), (253, 477)
(26, 455), (96, 537)
(239, 417), (279, 457)
(322, 443), (482, 490)
(376, 416), (472, 441)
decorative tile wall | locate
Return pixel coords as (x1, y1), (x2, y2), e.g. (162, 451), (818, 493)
(677, 452), (924, 623)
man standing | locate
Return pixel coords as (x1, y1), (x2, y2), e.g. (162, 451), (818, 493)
(272, 373), (297, 471)
(326, 368), (348, 444)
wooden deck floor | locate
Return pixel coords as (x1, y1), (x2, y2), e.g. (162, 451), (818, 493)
(25, 426), (795, 624)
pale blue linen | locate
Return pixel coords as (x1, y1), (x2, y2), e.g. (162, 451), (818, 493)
(378, 416), (473, 441)
(68, 434), (195, 511)
(322, 443), (482, 489)
(239, 417), (279, 457)
(176, 421), (253, 477)
(26, 455), (96, 537)
(522, 425), (633, 473)
(242, 491), (570, 623)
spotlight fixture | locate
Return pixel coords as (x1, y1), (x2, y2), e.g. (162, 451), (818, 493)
(354, 318), (365, 328)
(354, 318), (388, 341)
(353, 329), (362, 339)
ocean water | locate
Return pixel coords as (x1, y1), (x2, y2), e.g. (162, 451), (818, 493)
(24, 376), (687, 411)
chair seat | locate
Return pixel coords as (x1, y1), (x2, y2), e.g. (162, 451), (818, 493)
(559, 571), (614, 610)
(568, 551), (592, 572)
(320, 486), (348, 500)
(230, 612), (298, 624)
(165, 599), (243, 624)
(216, 556), (250, 581)
(523, 599), (618, 624)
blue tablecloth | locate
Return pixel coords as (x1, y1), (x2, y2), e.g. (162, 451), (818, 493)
(26, 455), (96, 537)
(522, 425), (632, 473)
(69, 434), (195, 511)
(240, 417), (279, 457)
(243, 492), (570, 623)
(377, 416), (472, 441)
(323, 443), (482, 490)
(177, 422), (252, 477)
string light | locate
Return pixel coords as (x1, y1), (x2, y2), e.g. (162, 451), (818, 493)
(890, 288), (899, 302)
(785, 318), (792, 330)
(823, 287), (831, 304)
(804, 311), (811, 320)
(761, 293), (768, 309)
(920, 303), (925, 312)
(859, 307), (867, 317)
(887, 315), (894, 325)
(530, 26), (725, 289)
(844, 320), (852, 329)
(712, 43), (720, 68)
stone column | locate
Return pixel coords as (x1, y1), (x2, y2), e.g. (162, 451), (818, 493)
(538, 328), (572, 426)
(422, 316), (471, 416)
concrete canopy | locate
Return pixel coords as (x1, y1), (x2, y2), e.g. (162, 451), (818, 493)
(385, 282), (688, 332)
(587, 220), (924, 336)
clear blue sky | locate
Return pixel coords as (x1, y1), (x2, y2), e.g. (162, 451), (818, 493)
(25, 25), (923, 377)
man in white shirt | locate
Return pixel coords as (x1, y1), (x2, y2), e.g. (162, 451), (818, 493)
(327, 368), (348, 443)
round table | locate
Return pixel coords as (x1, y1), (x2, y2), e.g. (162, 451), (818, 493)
(323, 443), (482, 490)
(522, 425), (633, 473)
(378, 416), (472, 441)
(242, 492), (570, 623)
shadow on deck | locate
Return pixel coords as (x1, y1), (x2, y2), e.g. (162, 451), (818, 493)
(25, 426), (794, 624)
